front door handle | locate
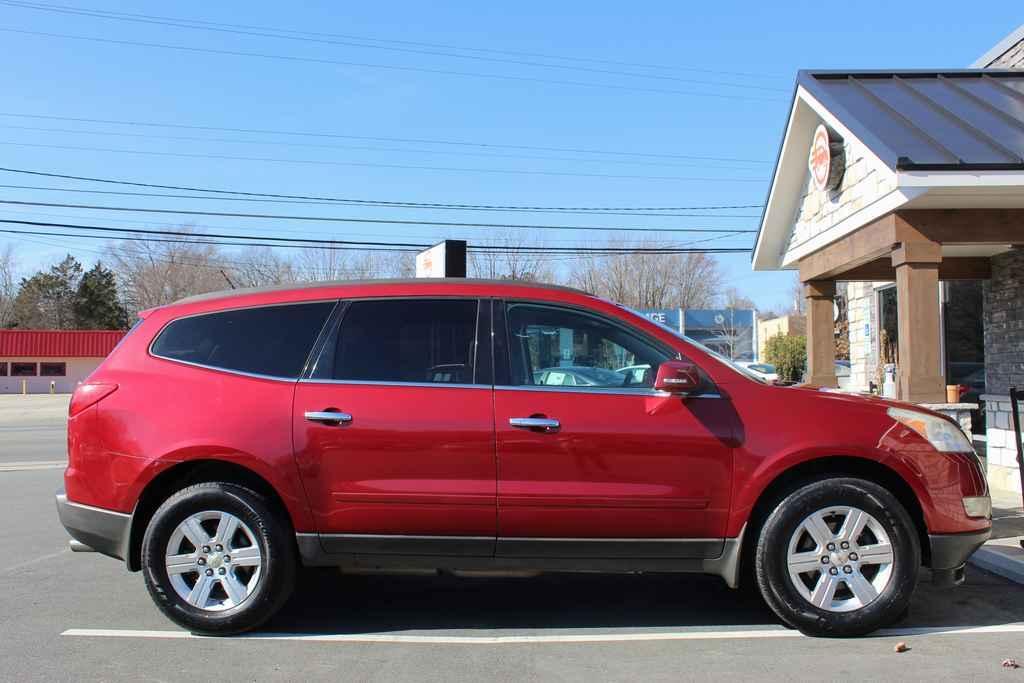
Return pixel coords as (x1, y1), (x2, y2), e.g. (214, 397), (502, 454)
(509, 417), (560, 432)
(305, 410), (353, 425)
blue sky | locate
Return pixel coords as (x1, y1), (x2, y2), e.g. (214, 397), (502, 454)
(0, 1), (1019, 311)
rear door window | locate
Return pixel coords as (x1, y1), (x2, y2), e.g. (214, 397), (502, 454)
(151, 301), (335, 378)
(314, 298), (480, 384)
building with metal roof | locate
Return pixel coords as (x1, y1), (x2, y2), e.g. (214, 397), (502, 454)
(752, 28), (1024, 495)
(0, 330), (126, 394)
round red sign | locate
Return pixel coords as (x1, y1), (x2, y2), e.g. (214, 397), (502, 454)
(808, 124), (834, 191)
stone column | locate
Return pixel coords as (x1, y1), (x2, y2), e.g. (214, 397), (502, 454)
(805, 280), (837, 387)
(892, 242), (946, 403)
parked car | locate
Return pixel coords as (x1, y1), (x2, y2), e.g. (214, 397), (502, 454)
(536, 365), (629, 387)
(736, 362), (779, 383)
(56, 279), (991, 637)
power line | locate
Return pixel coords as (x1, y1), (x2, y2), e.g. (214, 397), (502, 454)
(1, 205), (757, 248)
(0, 112), (771, 165)
(0, 219), (752, 254)
(0, 166), (766, 211)
(0, 123), (765, 172)
(0, 183), (761, 219)
(0, 140), (769, 183)
(0, 0), (788, 92)
(0, 0), (780, 80)
(0, 200), (759, 234)
(1, 27), (787, 103)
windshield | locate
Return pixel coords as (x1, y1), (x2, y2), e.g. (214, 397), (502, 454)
(621, 305), (770, 384)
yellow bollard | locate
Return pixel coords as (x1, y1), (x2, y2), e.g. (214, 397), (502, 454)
(50, 380), (56, 395)
(21, 379), (26, 395)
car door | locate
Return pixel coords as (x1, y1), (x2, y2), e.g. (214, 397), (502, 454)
(293, 297), (496, 556)
(493, 301), (735, 559)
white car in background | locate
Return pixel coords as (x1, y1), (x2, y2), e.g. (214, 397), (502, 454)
(736, 362), (779, 383)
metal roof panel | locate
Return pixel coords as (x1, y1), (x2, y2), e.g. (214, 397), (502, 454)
(801, 71), (1024, 171)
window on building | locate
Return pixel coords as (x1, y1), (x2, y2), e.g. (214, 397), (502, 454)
(0, 362), (7, 376)
(40, 362), (67, 377)
(150, 302), (336, 378)
(506, 303), (669, 390)
(318, 299), (479, 384)
(10, 362), (37, 376)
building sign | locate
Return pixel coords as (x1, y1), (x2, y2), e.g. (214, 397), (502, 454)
(808, 123), (845, 192)
(639, 308), (683, 333)
(415, 240), (467, 278)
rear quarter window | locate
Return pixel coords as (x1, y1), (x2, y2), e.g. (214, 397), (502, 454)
(151, 301), (335, 378)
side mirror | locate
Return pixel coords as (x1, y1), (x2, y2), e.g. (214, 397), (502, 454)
(654, 360), (702, 395)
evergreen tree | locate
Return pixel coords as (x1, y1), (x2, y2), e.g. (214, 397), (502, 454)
(73, 262), (130, 329)
(10, 255), (83, 329)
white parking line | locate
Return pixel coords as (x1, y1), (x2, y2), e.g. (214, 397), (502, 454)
(0, 460), (66, 472)
(61, 622), (1024, 644)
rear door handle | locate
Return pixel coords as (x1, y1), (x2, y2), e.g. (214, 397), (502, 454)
(509, 417), (560, 432)
(305, 410), (353, 424)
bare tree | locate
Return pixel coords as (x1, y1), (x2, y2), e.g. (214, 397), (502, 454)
(790, 272), (806, 314)
(720, 286), (756, 311)
(469, 231), (556, 282)
(228, 247), (296, 288)
(568, 242), (724, 309)
(0, 243), (17, 327)
(109, 233), (226, 314)
(294, 247), (414, 281)
(712, 309), (753, 360)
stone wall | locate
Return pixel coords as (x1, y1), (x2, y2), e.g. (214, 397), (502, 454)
(983, 247), (1024, 494)
(983, 248), (1024, 396)
(785, 137), (897, 258)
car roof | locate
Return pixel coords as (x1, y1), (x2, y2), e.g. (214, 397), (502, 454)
(157, 276), (593, 311)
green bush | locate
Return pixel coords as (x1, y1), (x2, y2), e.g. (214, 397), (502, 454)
(764, 334), (807, 384)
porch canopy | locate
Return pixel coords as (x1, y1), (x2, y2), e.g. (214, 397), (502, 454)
(754, 70), (1024, 403)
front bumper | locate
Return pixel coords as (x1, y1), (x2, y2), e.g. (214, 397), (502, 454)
(929, 527), (992, 588)
(55, 488), (131, 562)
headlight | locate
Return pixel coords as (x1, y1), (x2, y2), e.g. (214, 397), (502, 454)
(887, 407), (974, 453)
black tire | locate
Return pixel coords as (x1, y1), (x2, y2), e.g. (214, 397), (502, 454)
(141, 482), (296, 636)
(755, 477), (920, 637)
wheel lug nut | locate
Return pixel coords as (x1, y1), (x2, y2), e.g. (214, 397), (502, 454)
(826, 543), (836, 551)
(849, 552), (858, 561)
(840, 542), (850, 550)
(829, 567), (839, 575)
(218, 567), (226, 575)
(215, 544), (223, 552)
(821, 556), (830, 564)
(223, 555), (230, 563)
(197, 557), (206, 566)
(205, 568), (214, 577)
(202, 546), (211, 554)
(843, 566), (853, 574)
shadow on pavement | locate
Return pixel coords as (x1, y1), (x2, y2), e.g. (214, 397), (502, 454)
(264, 565), (1024, 635)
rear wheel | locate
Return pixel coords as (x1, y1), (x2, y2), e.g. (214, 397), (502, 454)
(141, 482), (296, 635)
(755, 477), (920, 636)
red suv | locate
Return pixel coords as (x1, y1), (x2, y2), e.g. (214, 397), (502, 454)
(56, 279), (991, 636)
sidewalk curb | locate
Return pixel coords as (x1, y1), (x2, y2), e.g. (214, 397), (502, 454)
(969, 545), (1024, 585)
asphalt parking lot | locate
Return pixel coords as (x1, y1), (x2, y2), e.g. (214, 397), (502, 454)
(3, 397), (1024, 681)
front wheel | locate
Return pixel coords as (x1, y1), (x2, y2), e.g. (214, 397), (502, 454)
(141, 482), (296, 635)
(755, 477), (920, 637)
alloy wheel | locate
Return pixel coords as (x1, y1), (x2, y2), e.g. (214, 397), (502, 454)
(785, 506), (895, 613)
(164, 510), (262, 611)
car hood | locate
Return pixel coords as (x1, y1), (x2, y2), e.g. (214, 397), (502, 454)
(778, 383), (955, 421)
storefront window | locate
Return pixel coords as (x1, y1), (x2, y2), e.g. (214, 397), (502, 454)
(10, 362), (37, 376)
(944, 280), (985, 411)
(40, 362), (67, 377)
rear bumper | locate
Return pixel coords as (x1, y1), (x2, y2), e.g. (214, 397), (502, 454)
(929, 527), (991, 588)
(55, 488), (131, 562)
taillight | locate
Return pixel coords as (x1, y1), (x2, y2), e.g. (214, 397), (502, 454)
(69, 382), (118, 417)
